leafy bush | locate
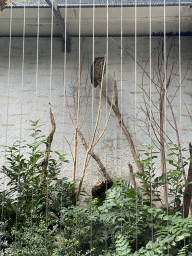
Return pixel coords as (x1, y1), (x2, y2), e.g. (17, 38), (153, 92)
(1, 131), (192, 255)
(0, 120), (73, 253)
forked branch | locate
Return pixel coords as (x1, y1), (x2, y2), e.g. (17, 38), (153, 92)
(98, 73), (144, 174)
(77, 59), (114, 196)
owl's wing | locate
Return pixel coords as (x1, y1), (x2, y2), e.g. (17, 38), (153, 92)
(91, 63), (99, 87)
(90, 63), (94, 84)
(91, 57), (105, 88)
(94, 60), (105, 80)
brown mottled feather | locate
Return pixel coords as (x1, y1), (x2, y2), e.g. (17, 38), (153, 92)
(0, 0), (11, 13)
(90, 57), (106, 88)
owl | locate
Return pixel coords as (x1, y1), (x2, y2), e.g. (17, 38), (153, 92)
(0, 0), (11, 12)
(90, 57), (106, 88)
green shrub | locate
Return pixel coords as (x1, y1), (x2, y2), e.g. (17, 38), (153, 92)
(1, 133), (192, 255)
(0, 120), (72, 252)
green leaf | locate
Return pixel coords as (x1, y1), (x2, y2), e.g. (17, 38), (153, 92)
(175, 235), (185, 242)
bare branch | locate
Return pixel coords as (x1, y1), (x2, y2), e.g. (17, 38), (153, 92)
(41, 103), (56, 217)
(42, 103), (56, 177)
(99, 76), (144, 174)
(78, 130), (112, 181)
(128, 162), (136, 189)
(77, 58), (114, 196)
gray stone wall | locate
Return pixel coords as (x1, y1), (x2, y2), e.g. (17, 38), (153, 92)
(0, 36), (192, 193)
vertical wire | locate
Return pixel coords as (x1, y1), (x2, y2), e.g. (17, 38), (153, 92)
(164, 0), (167, 203)
(34, 0), (40, 191)
(164, 0), (169, 254)
(45, 0), (54, 251)
(63, 0), (67, 212)
(164, 1), (167, 134)
(31, 1), (40, 252)
(104, 0), (109, 251)
(0, 3), (12, 251)
(120, 0), (123, 237)
(50, 0), (54, 102)
(106, 0), (108, 115)
(61, 1), (68, 254)
(178, 0), (182, 181)
(78, 2), (82, 110)
(134, 2), (137, 143)
(15, 3), (26, 247)
(149, 0), (153, 246)
(35, 1), (40, 116)
(179, 0), (181, 133)
(163, 3), (167, 182)
(19, 7), (25, 153)
(91, 0), (95, 252)
(178, 0), (185, 247)
(134, 0), (138, 251)
(76, 1), (82, 254)
(149, 1), (152, 169)
(92, 2), (95, 135)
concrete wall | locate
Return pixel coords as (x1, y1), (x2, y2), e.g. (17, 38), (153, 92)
(0, 36), (192, 193)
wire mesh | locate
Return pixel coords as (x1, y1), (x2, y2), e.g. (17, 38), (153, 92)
(0, 0), (191, 254)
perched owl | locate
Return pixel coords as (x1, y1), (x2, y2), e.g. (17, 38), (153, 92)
(90, 57), (106, 88)
(0, 0), (11, 12)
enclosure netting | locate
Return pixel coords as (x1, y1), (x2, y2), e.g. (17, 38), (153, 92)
(1, 0), (192, 255)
